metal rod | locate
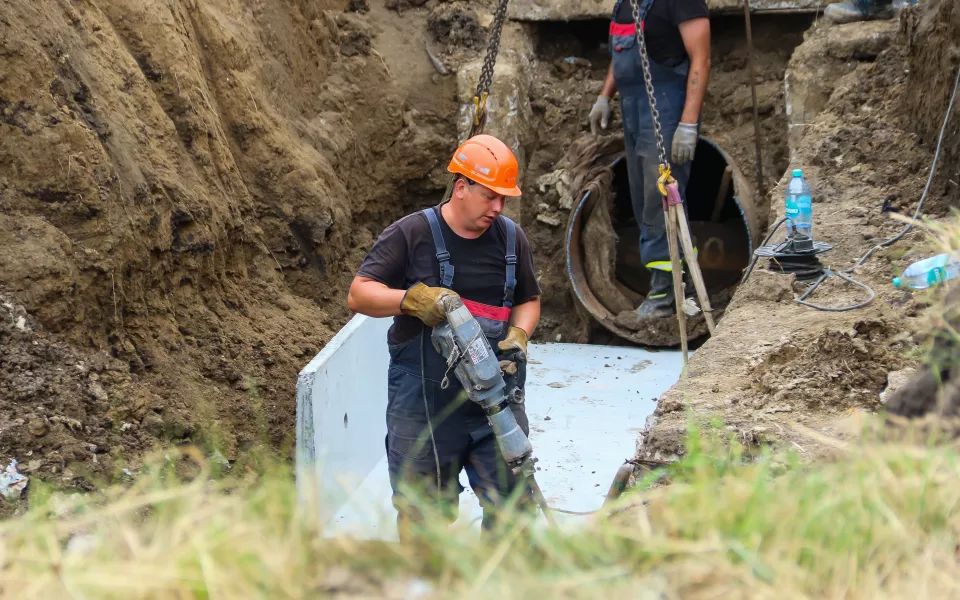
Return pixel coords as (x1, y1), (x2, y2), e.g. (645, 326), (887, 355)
(528, 475), (558, 527)
(743, 0), (765, 199)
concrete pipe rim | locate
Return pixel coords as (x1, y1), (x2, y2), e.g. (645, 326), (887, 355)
(564, 136), (758, 347)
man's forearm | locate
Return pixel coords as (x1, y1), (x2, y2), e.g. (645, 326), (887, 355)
(347, 277), (406, 317)
(681, 56), (709, 124)
(510, 297), (541, 338)
(600, 62), (617, 98)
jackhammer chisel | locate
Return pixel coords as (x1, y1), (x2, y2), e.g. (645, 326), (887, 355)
(431, 295), (558, 527)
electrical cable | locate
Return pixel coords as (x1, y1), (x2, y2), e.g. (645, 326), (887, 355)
(549, 507), (601, 516)
(742, 63), (960, 311)
(740, 217), (788, 285)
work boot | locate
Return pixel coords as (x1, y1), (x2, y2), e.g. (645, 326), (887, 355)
(824, 0), (895, 23)
(634, 269), (677, 320)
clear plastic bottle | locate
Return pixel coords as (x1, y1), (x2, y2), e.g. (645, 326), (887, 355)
(892, 252), (960, 289)
(784, 169), (813, 243)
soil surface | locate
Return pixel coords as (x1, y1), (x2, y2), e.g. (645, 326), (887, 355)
(636, 8), (954, 462)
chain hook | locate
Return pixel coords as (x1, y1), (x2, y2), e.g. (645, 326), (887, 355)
(441, 0), (509, 204)
(657, 164), (674, 196)
(472, 92), (489, 127)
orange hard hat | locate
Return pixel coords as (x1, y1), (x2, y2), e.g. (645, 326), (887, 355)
(447, 134), (522, 197)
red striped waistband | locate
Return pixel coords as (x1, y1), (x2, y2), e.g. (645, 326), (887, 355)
(462, 298), (511, 322)
(609, 21), (643, 36)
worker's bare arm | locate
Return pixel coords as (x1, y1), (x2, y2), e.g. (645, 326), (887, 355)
(678, 17), (711, 124)
(347, 276), (406, 317)
(510, 296), (541, 338)
(600, 62), (617, 99)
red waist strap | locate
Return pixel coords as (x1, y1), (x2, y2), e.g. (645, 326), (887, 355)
(609, 21), (642, 36)
(461, 298), (511, 322)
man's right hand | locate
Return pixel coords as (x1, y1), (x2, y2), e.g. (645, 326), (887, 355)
(400, 282), (459, 327)
(589, 95), (611, 135)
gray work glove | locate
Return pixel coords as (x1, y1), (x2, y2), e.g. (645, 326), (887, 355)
(589, 95), (611, 135)
(671, 122), (699, 164)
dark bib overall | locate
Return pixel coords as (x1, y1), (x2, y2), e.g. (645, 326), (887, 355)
(611, 0), (696, 271)
(385, 206), (531, 532)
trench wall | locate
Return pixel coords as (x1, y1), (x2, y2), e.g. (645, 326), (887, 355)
(904, 0), (960, 212)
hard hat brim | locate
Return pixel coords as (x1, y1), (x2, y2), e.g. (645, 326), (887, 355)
(486, 183), (523, 197)
(448, 164), (522, 197)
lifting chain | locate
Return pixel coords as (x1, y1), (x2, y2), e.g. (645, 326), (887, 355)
(628, 0), (673, 193)
(469, 0), (510, 137)
(441, 0), (511, 204)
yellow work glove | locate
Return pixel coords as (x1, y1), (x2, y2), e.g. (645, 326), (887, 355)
(497, 326), (528, 376)
(400, 282), (459, 327)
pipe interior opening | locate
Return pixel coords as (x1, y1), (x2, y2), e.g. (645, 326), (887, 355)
(611, 138), (752, 299)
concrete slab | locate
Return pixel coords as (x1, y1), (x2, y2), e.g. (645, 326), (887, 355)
(295, 315), (392, 522)
(508, 0), (823, 20)
(298, 316), (686, 540)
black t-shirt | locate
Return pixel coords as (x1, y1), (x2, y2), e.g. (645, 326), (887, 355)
(614, 0), (708, 67)
(357, 206), (541, 345)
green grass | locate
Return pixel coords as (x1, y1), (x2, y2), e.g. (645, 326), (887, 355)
(3, 425), (960, 599)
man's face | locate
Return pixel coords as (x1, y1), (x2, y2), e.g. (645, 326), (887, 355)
(456, 179), (505, 232)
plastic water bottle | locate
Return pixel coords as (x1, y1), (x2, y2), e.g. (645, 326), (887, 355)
(784, 169), (813, 243)
(893, 253), (960, 289)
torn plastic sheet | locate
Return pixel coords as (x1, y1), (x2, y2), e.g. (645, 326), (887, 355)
(1, 459), (28, 500)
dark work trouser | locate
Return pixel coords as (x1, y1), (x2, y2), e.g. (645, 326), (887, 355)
(611, 33), (697, 272)
(384, 319), (532, 538)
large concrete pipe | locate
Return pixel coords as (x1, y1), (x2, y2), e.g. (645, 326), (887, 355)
(565, 137), (762, 346)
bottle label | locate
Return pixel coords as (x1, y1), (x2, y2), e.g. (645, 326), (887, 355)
(797, 194), (812, 215)
(785, 199), (799, 219)
(928, 267), (945, 286)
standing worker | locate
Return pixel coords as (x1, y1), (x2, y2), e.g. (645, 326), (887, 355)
(347, 134), (542, 540)
(589, 0), (711, 321)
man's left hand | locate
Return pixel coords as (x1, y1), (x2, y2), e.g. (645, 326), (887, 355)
(497, 327), (528, 401)
(671, 122), (699, 164)
(497, 326), (528, 369)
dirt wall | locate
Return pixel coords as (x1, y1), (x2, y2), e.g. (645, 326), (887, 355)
(0, 0), (460, 497)
(903, 0), (960, 213)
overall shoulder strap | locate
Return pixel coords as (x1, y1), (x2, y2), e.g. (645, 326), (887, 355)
(421, 207), (454, 288)
(638, 0), (655, 20)
(613, 0), (655, 22)
(500, 215), (517, 308)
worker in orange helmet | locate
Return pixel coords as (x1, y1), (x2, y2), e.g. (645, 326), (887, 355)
(348, 133), (541, 540)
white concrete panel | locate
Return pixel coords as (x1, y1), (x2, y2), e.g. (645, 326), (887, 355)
(523, 342), (686, 518)
(300, 320), (687, 540)
(296, 314), (392, 522)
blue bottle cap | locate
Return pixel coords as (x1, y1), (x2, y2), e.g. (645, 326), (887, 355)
(792, 169), (803, 177)
(892, 276), (902, 288)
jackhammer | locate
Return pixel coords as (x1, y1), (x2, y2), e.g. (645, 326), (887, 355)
(431, 294), (558, 527)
